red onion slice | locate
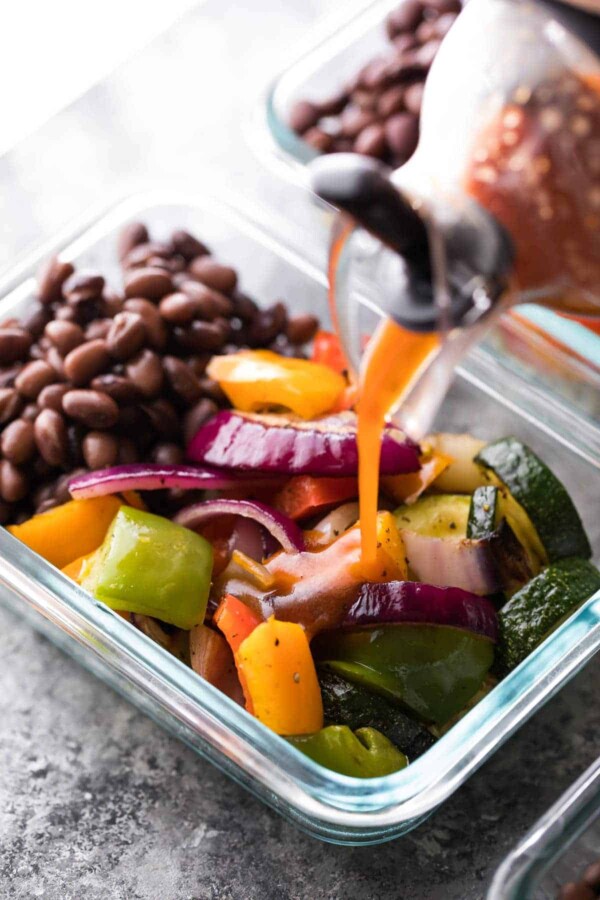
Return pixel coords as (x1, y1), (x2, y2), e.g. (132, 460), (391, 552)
(174, 498), (305, 553)
(343, 581), (498, 642)
(187, 410), (421, 476)
(69, 463), (274, 500)
(228, 516), (266, 562)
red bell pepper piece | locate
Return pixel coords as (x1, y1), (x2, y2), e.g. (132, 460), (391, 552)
(272, 475), (359, 521)
(311, 331), (349, 376)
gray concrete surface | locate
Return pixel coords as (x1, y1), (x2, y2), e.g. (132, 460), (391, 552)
(1, 2), (599, 898)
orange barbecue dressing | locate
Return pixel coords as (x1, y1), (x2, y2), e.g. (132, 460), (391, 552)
(356, 319), (439, 566)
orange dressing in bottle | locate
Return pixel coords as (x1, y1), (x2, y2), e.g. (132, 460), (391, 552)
(356, 319), (439, 566)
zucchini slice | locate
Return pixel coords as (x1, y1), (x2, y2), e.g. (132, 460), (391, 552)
(467, 486), (499, 539)
(395, 494), (533, 595)
(395, 494), (471, 538)
(318, 669), (435, 761)
(496, 557), (600, 674)
(475, 438), (591, 561)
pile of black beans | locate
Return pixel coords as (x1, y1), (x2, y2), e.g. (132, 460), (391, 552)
(289, 0), (461, 167)
(558, 860), (600, 899)
(0, 223), (319, 524)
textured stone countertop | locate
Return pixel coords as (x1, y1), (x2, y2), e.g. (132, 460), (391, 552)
(1, 3), (599, 898)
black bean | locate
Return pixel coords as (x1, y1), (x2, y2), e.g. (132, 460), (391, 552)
(159, 292), (201, 324)
(38, 383), (70, 413)
(85, 319), (112, 341)
(0, 329), (33, 365)
(384, 112), (419, 161)
(90, 374), (143, 405)
(62, 390), (119, 429)
(125, 349), (164, 398)
(1, 419), (35, 465)
(82, 431), (119, 469)
(170, 230), (210, 262)
(142, 399), (180, 439)
(37, 257), (75, 305)
(122, 242), (173, 270)
(123, 267), (173, 300)
(117, 221), (149, 262)
(123, 298), (168, 350)
(21, 305), (52, 339)
(286, 314), (319, 345)
(289, 100), (320, 135)
(151, 442), (184, 465)
(14, 360), (57, 399)
(34, 409), (69, 468)
(174, 320), (227, 353)
(106, 311), (146, 360)
(183, 399), (218, 445)
(386, 1), (424, 38)
(0, 387), (23, 424)
(44, 320), (84, 356)
(63, 339), (110, 386)
(304, 128), (334, 153)
(0, 460), (28, 503)
(187, 258), (237, 294)
(355, 123), (388, 158)
(118, 438), (139, 464)
(163, 356), (203, 405)
(63, 272), (105, 304)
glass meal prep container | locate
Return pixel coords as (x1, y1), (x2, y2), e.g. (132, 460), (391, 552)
(1, 188), (599, 845)
(489, 755), (600, 899)
(250, 0), (600, 436)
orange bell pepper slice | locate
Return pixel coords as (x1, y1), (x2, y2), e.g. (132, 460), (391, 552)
(9, 496), (122, 569)
(382, 451), (453, 505)
(236, 617), (323, 735)
(62, 550), (98, 583)
(272, 475), (358, 521)
(207, 350), (345, 419)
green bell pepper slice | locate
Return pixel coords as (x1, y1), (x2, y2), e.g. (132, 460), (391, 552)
(287, 726), (408, 778)
(83, 506), (212, 630)
(314, 624), (494, 725)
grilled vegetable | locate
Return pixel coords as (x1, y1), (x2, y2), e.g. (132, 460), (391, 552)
(236, 617), (323, 735)
(394, 495), (533, 595)
(318, 670), (435, 760)
(426, 433), (487, 493)
(82, 506), (213, 629)
(496, 557), (600, 674)
(287, 726), (408, 778)
(187, 410), (420, 476)
(314, 623), (495, 725)
(475, 438), (591, 561)
(467, 485), (499, 539)
(206, 350), (346, 419)
(342, 581), (498, 641)
(9, 496), (122, 569)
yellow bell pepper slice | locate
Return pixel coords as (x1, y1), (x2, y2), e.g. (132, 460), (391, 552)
(8, 496), (122, 569)
(352, 511), (408, 583)
(207, 350), (346, 419)
(236, 617), (324, 735)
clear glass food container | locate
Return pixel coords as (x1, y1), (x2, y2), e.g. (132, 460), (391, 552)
(249, 0), (600, 434)
(489, 756), (600, 899)
(1, 188), (599, 845)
